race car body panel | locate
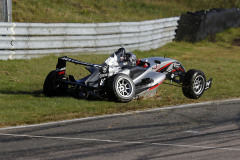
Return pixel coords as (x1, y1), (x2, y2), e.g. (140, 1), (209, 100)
(43, 48), (212, 102)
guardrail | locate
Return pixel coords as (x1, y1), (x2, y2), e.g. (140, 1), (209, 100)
(0, 17), (179, 60)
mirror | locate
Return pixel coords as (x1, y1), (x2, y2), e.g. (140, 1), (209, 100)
(154, 60), (161, 64)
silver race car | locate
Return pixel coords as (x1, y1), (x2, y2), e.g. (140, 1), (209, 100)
(43, 48), (212, 102)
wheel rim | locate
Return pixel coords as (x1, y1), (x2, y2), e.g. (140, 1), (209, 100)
(116, 77), (133, 98)
(193, 75), (205, 95)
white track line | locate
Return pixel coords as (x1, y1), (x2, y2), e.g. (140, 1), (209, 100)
(1, 98), (240, 131)
(1, 133), (240, 151)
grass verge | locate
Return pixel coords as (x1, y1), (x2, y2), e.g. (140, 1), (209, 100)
(0, 28), (240, 128)
(12, 0), (240, 23)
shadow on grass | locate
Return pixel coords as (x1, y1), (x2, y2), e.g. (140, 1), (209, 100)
(0, 90), (44, 97)
(0, 90), (110, 102)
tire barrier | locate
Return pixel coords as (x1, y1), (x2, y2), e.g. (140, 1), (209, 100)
(0, 17), (179, 60)
(175, 8), (240, 42)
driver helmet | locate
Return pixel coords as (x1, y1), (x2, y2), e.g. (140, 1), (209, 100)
(125, 52), (137, 66)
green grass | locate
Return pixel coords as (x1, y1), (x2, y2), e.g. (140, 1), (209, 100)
(0, 28), (240, 128)
(12, 0), (240, 23)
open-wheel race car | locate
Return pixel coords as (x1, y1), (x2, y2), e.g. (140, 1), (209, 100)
(43, 48), (212, 102)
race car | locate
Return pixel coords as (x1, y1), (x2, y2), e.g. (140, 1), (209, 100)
(43, 48), (212, 102)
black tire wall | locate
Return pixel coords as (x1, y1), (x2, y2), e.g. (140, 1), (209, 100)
(175, 8), (240, 42)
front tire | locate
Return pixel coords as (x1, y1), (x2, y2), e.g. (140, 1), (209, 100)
(108, 74), (135, 102)
(182, 69), (206, 99)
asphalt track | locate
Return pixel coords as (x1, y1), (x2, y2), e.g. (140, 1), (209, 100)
(1, 99), (240, 160)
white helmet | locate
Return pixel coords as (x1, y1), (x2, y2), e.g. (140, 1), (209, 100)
(125, 52), (137, 66)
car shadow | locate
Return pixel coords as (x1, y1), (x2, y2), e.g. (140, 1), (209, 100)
(0, 90), (43, 97)
(0, 89), (110, 102)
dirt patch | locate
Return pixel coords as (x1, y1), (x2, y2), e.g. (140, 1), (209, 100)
(232, 37), (240, 46)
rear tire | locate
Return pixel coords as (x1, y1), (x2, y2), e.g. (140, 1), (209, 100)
(108, 74), (135, 103)
(182, 69), (206, 99)
(43, 70), (68, 97)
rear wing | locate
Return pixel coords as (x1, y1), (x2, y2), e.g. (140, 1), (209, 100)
(56, 56), (102, 72)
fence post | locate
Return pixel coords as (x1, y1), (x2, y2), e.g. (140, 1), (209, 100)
(0, 0), (11, 22)
(7, 0), (11, 22)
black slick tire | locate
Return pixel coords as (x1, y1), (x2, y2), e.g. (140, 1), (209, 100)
(43, 70), (68, 97)
(182, 69), (206, 99)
